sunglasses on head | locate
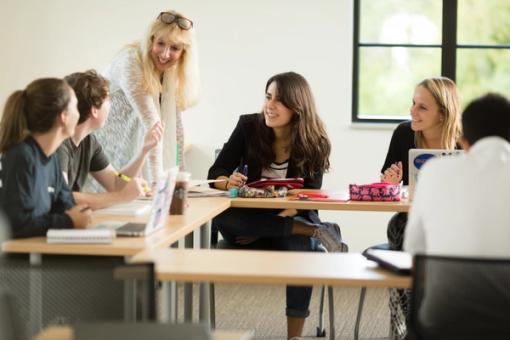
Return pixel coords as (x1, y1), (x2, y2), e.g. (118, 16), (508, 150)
(157, 12), (193, 30)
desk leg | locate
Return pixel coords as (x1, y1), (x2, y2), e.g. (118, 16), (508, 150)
(160, 281), (178, 322)
(29, 253), (42, 337)
(160, 242), (179, 323)
(123, 279), (137, 321)
(199, 222), (211, 326)
(184, 232), (194, 322)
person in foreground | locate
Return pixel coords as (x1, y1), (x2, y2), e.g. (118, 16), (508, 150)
(380, 77), (462, 250)
(58, 70), (163, 210)
(404, 92), (510, 255)
(404, 93), (510, 339)
(208, 72), (345, 340)
(0, 78), (90, 238)
(96, 9), (199, 185)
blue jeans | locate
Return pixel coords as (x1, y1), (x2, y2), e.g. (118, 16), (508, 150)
(213, 208), (319, 318)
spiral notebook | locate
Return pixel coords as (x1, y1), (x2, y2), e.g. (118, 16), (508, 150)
(47, 229), (115, 244)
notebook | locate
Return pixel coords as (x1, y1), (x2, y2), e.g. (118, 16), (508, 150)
(408, 149), (463, 200)
(97, 167), (178, 237)
(47, 228), (115, 244)
(363, 249), (412, 275)
(247, 178), (304, 189)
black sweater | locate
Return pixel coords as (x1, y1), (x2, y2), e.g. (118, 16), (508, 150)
(381, 121), (416, 186)
(0, 137), (75, 238)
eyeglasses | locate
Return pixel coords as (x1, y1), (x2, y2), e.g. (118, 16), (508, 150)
(157, 12), (193, 30)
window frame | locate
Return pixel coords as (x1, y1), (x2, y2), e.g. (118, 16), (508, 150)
(352, 0), (510, 124)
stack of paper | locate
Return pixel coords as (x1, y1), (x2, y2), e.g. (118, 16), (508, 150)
(188, 186), (228, 198)
(47, 229), (115, 244)
(93, 200), (152, 216)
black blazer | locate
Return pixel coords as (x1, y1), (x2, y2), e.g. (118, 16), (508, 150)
(208, 113), (323, 223)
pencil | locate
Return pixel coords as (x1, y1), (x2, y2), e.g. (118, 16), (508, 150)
(114, 171), (151, 193)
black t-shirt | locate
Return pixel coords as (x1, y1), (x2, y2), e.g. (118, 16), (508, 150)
(0, 137), (75, 238)
(58, 134), (110, 191)
(381, 121), (416, 186)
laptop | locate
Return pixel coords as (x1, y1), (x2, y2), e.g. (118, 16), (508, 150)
(408, 149), (463, 200)
(363, 249), (412, 275)
(97, 167), (178, 237)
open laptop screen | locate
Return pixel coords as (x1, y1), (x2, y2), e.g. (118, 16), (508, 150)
(408, 149), (463, 200)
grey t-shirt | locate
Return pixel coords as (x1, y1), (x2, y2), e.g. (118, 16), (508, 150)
(58, 134), (110, 192)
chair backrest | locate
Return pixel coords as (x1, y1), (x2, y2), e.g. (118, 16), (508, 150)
(0, 289), (24, 340)
(409, 255), (510, 340)
(0, 254), (126, 339)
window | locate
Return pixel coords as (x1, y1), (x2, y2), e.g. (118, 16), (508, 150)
(352, 0), (510, 123)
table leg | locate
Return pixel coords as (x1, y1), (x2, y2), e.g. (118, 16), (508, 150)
(29, 253), (42, 337)
(184, 232), (194, 322)
(199, 222), (211, 326)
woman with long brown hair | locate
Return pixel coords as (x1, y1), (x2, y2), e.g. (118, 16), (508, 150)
(208, 71), (345, 339)
(0, 78), (90, 238)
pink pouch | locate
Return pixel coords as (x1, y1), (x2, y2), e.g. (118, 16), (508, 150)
(349, 182), (401, 201)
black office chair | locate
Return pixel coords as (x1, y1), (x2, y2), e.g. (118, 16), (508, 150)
(209, 220), (339, 339)
(0, 289), (24, 340)
(409, 254), (510, 340)
(0, 254), (128, 339)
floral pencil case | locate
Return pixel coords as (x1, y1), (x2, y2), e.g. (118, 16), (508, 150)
(349, 182), (401, 201)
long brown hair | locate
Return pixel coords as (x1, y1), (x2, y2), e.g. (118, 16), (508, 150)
(0, 78), (71, 153)
(415, 77), (462, 149)
(250, 72), (331, 178)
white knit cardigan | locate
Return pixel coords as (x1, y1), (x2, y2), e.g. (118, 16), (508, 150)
(96, 47), (184, 183)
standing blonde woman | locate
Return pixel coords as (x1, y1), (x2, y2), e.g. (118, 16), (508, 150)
(96, 10), (199, 184)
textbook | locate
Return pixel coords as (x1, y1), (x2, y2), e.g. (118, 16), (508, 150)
(47, 229), (115, 244)
(93, 200), (152, 216)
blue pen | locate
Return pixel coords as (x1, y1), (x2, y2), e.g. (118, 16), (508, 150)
(242, 164), (248, 177)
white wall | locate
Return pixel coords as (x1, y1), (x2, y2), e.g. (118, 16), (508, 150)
(0, 0), (397, 251)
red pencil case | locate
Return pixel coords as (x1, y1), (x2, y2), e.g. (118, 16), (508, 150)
(349, 182), (401, 201)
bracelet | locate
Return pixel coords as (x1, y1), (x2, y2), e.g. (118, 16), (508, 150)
(224, 179), (229, 191)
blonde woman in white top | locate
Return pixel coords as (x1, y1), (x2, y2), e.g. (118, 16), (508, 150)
(96, 10), (199, 184)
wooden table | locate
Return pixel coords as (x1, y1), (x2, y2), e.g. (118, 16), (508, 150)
(2, 197), (231, 257)
(230, 196), (410, 212)
(34, 325), (253, 340)
(1, 197), (231, 335)
(132, 248), (411, 289)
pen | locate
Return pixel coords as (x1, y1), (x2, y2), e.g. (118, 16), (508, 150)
(114, 171), (151, 193)
(242, 164), (248, 177)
